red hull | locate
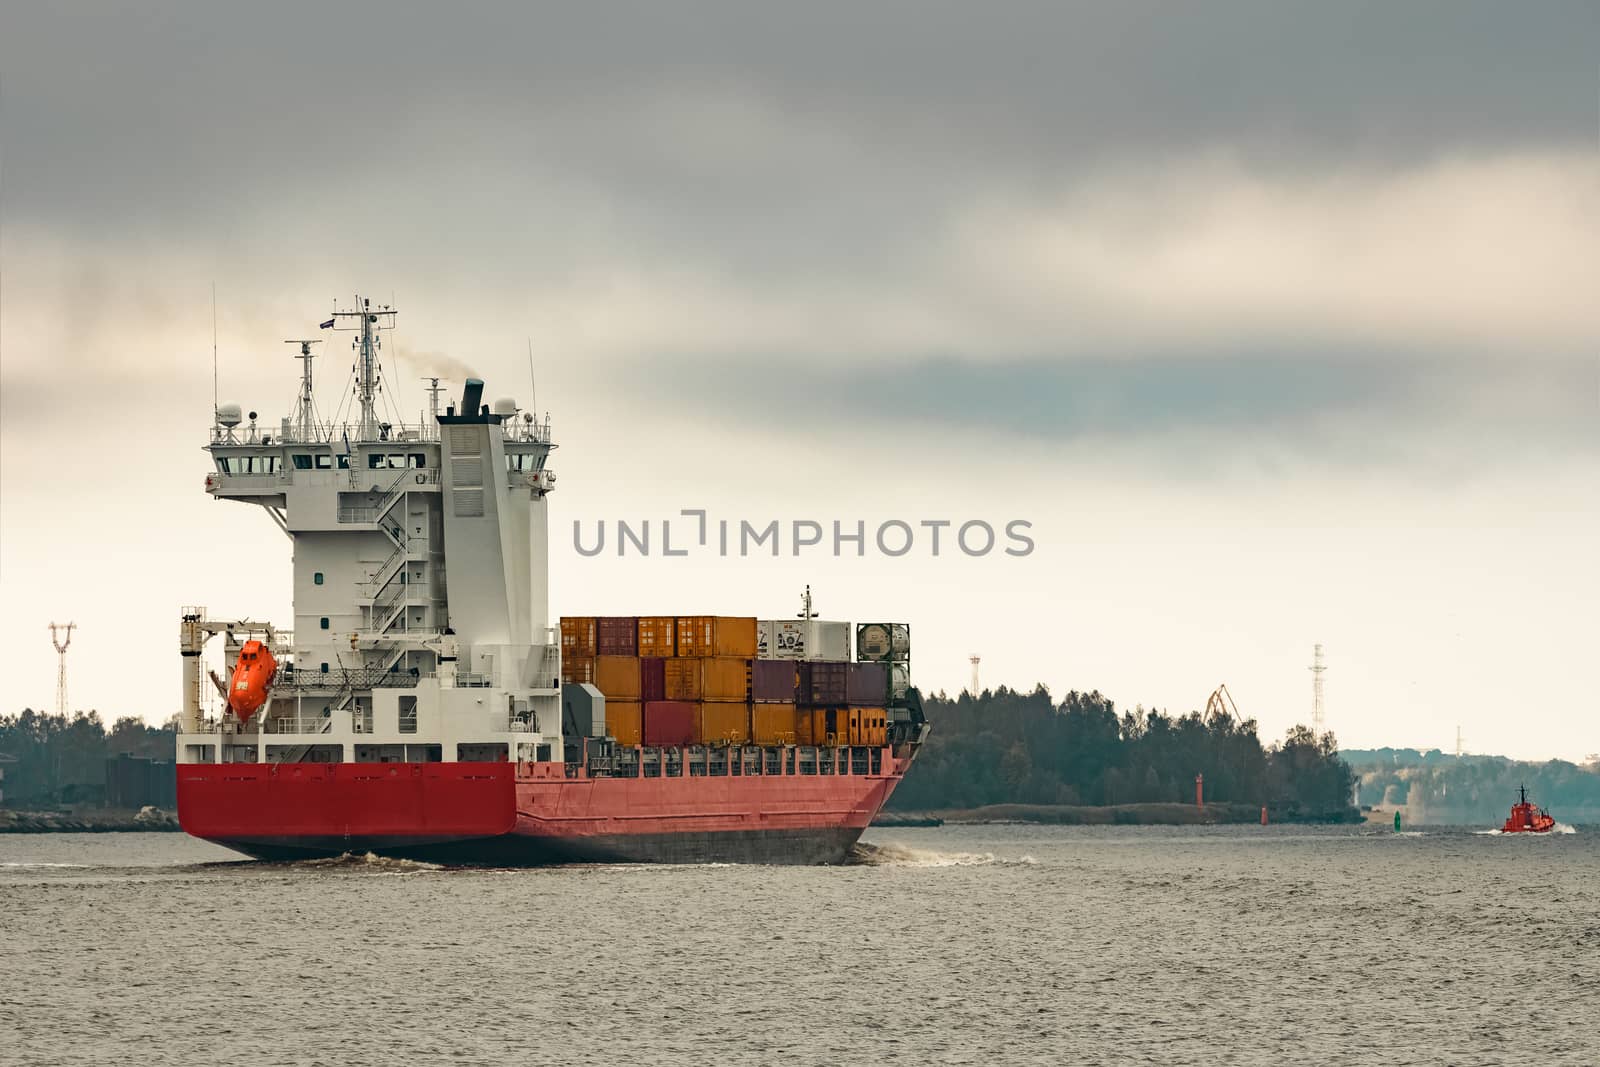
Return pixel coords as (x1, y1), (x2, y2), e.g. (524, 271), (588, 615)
(1501, 803), (1555, 833)
(178, 752), (911, 864)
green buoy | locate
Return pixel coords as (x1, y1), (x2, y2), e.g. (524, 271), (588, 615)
(1394, 811), (1402, 832)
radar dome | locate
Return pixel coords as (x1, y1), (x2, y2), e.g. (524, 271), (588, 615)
(492, 397), (518, 417)
(216, 403), (243, 428)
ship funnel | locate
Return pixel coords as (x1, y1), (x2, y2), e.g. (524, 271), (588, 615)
(460, 378), (484, 417)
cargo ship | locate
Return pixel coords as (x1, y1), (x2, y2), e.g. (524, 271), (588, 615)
(175, 298), (927, 864)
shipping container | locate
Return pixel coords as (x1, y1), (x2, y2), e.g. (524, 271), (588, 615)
(845, 662), (889, 705)
(757, 619), (851, 661)
(643, 700), (696, 746)
(797, 661), (848, 706)
(594, 655), (642, 700)
(638, 616), (676, 658)
(676, 616), (759, 658)
(751, 659), (797, 703)
(561, 653), (595, 686)
(697, 701), (751, 746)
(821, 707), (847, 747)
(560, 616), (596, 656)
(596, 616), (639, 656)
(855, 622), (910, 661)
(750, 703), (799, 745)
(640, 657), (667, 703)
(665, 656), (750, 702)
(608, 701), (642, 747)
(848, 707), (887, 746)
(889, 662), (911, 704)
(796, 707), (822, 746)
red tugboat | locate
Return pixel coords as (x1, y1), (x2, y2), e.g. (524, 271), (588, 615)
(1501, 784), (1556, 833)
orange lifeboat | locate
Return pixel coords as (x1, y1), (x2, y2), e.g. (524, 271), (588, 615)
(227, 639), (277, 723)
(1501, 784), (1555, 833)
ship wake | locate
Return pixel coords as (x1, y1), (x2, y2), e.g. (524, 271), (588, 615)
(849, 842), (1036, 867)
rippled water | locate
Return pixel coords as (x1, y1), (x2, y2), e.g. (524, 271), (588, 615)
(2, 825), (1596, 1065)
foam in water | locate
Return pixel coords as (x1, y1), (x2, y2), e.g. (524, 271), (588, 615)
(851, 842), (1037, 867)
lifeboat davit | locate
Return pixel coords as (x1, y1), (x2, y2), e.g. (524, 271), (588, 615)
(227, 639), (277, 723)
(1501, 784), (1555, 834)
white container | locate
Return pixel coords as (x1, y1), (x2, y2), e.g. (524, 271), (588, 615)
(757, 619), (851, 661)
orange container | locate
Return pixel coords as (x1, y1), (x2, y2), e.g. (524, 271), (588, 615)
(675, 616), (758, 658)
(846, 707), (888, 746)
(796, 708), (825, 746)
(697, 701), (750, 746)
(560, 616), (596, 656)
(701, 657), (750, 702)
(561, 653), (595, 685)
(751, 703), (798, 745)
(595, 655), (642, 700)
(638, 616), (676, 658)
(608, 701), (642, 747)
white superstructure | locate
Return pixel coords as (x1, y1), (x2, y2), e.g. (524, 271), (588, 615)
(177, 297), (562, 766)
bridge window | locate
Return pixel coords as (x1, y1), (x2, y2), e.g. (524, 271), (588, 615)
(215, 457), (233, 474)
(409, 453), (426, 468)
(292, 454), (313, 470)
(336, 454), (350, 469)
(315, 454), (333, 470)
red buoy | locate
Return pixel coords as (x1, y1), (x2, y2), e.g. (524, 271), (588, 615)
(227, 639), (277, 723)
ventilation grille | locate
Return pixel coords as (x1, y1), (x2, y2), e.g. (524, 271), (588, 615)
(452, 456), (483, 487)
(448, 426), (481, 456)
(452, 488), (485, 517)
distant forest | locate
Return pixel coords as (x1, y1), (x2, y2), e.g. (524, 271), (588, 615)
(889, 686), (1359, 819)
(0, 710), (175, 806)
(1349, 752), (1600, 823)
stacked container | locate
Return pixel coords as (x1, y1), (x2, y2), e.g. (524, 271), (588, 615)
(560, 616), (597, 684)
(856, 622), (911, 726)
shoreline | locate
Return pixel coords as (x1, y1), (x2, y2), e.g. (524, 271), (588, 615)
(879, 802), (1362, 827)
(0, 809), (181, 834)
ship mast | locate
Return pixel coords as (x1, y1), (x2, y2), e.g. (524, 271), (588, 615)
(325, 296), (397, 440)
(284, 339), (322, 441)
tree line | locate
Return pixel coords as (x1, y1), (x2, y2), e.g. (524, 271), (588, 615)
(0, 709), (176, 807)
(890, 686), (1358, 818)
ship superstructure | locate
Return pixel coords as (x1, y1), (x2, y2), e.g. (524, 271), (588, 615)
(176, 298), (926, 863)
(179, 298), (560, 770)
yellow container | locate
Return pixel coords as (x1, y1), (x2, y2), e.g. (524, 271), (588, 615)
(608, 701), (642, 747)
(676, 616), (758, 658)
(848, 707), (886, 746)
(560, 617), (596, 656)
(796, 708), (824, 746)
(638, 616), (676, 658)
(697, 701), (750, 746)
(561, 653), (595, 685)
(751, 703), (798, 745)
(595, 655), (642, 700)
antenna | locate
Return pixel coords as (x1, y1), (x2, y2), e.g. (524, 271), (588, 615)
(49, 622), (76, 716)
(211, 282), (218, 417)
(797, 585), (815, 621)
(1310, 643), (1326, 735)
(284, 340), (322, 441)
(968, 654), (981, 696)
(527, 338), (537, 420)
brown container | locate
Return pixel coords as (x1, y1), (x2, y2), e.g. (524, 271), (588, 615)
(608, 701), (642, 747)
(560, 617), (596, 656)
(697, 701), (750, 746)
(561, 653), (595, 686)
(594, 655), (642, 700)
(845, 662), (889, 705)
(751, 703), (798, 745)
(664, 658), (702, 701)
(638, 616), (676, 658)
(676, 616), (758, 658)
(640, 657), (666, 703)
(798, 661), (848, 706)
(597, 616), (639, 656)
(643, 701), (695, 746)
(752, 659), (798, 703)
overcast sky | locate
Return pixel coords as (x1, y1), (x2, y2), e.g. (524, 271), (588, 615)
(2, 2), (1595, 759)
